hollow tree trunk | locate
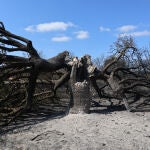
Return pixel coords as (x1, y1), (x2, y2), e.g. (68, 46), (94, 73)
(69, 57), (91, 114)
(69, 80), (91, 114)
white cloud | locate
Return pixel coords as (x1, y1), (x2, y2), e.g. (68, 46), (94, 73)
(51, 36), (71, 42)
(120, 30), (150, 37)
(25, 22), (74, 32)
(117, 25), (137, 32)
(99, 26), (110, 32)
(131, 30), (150, 37)
(74, 30), (89, 39)
(25, 26), (35, 32)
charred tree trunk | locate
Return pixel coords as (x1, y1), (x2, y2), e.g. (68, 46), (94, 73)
(69, 57), (91, 114)
(69, 80), (91, 114)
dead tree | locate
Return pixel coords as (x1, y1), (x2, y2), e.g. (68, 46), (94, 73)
(0, 22), (71, 125)
(0, 23), (150, 126)
(89, 36), (150, 111)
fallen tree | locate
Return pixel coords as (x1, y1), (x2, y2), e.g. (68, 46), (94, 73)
(0, 22), (150, 126)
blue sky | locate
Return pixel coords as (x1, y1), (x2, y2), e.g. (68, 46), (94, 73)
(0, 0), (150, 59)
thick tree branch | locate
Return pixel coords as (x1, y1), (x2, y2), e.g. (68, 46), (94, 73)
(0, 54), (29, 63)
(53, 71), (70, 92)
(102, 47), (137, 74)
(0, 27), (40, 57)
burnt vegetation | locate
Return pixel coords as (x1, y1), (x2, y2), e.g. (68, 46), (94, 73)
(0, 22), (150, 127)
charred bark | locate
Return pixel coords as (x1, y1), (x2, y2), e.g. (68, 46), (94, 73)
(69, 57), (91, 114)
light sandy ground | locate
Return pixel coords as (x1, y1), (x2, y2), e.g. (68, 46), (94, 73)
(0, 111), (150, 150)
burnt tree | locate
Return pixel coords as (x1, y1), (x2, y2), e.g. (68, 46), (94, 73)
(0, 22), (150, 126)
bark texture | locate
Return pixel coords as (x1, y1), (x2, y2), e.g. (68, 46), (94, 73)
(69, 80), (91, 114)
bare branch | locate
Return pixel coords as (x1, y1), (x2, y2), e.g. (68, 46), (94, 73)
(0, 26), (40, 57)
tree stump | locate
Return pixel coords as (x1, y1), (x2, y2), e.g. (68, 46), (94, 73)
(69, 80), (91, 114)
(69, 56), (92, 114)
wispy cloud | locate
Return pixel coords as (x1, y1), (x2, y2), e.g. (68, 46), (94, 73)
(117, 25), (137, 32)
(131, 30), (150, 37)
(120, 30), (150, 37)
(99, 26), (110, 32)
(51, 36), (71, 42)
(25, 22), (74, 32)
(74, 30), (89, 39)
